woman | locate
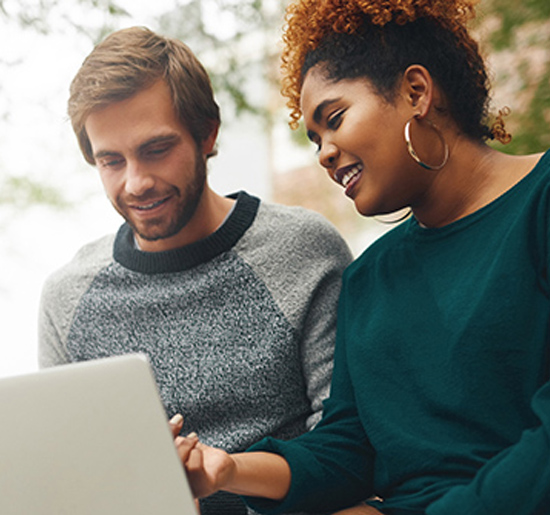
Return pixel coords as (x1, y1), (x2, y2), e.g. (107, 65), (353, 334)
(171, 0), (550, 513)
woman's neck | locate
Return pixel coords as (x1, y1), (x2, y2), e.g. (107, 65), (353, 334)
(411, 140), (542, 228)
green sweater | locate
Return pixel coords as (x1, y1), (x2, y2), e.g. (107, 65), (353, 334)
(247, 151), (550, 515)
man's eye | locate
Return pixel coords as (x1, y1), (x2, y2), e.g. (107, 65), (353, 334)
(99, 157), (124, 169)
(146, 146), (170, 158)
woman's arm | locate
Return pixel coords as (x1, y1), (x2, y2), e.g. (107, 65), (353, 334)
(427, 380), (550, 514)
(172, 428), (291, 501)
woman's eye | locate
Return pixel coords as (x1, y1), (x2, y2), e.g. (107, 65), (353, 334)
(327, 110), (344, 130)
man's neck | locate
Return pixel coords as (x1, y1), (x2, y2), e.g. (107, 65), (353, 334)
(135, 187), (236, 252)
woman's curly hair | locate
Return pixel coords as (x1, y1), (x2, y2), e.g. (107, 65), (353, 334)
(281, 0), (510, 143)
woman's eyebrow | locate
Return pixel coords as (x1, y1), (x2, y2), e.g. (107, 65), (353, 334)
(312, 97), (341, 124)
(306, 97), (342, 142)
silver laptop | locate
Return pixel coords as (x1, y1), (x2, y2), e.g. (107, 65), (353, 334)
(0, 354), (198, 514)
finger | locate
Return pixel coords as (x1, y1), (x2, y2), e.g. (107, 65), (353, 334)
(175, 433), (199, 462)
(185, 447), (206, 498)
(185, 443), (203, 471)
(169, 413), (184, 438)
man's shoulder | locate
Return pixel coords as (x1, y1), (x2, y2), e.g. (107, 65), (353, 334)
(238, 199), (352, 264)
(255, 201), (347, 244)
(42, 234), (115, 294)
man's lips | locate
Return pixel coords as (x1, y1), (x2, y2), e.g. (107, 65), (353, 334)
(129, 196), (171, 211)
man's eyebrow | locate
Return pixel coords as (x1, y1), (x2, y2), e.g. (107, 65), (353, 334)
(93, 134), (180, 161)
(94, 149), (120, 160)
(138, 134), (179, 153)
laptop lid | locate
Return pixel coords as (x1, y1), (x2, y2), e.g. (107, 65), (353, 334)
(0, 354), (198, 514)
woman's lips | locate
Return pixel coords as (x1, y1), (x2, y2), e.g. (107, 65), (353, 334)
(335, 164), (363, 197)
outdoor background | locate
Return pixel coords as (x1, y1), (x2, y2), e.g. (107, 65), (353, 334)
(1, 0), (549, 378)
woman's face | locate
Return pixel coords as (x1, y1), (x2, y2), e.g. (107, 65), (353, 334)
(300, 66), (433, 217)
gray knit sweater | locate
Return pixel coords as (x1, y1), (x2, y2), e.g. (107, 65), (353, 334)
(38, 191), (352, 514)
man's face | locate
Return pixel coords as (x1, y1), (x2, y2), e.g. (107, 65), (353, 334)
(85, 80), (216, 252)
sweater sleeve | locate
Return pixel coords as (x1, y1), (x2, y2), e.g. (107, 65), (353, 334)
(237, 205), (353, 431)
(244, 282), (376, 514)
(427, 380), (550, 514)
(38, 280), (71, 368)
(38, 236), (114, 368)
(298, 223), (353, 429)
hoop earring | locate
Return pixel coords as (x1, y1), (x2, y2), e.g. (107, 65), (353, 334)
(374, 208), (412, 225)
(404, 116), (449, 171)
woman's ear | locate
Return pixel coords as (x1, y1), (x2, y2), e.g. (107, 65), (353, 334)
(401, 65), (434, 119)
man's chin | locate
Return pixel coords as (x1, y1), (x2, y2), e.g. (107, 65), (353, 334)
(129, 221), (179, 243)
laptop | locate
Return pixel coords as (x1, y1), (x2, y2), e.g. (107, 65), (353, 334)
(0, 354), (198, 514)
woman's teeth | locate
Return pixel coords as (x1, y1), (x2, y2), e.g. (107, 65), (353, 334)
(341, 165), (363, 187)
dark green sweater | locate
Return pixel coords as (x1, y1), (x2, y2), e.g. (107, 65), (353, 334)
(248, 151), (550, 515)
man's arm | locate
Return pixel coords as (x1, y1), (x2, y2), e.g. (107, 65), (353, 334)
(293, 218), (353, 428)
(37, 235), (114, 368)
(38, 275), (74, 368)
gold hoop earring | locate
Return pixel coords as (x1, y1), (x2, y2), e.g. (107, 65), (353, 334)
(404, 116), (449, 171)
(374, 208), (412, 225)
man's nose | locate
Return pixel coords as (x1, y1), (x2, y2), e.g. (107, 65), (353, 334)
(124, 161), (155, 197)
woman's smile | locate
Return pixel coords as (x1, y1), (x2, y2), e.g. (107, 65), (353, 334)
(335, 163), (364, 197)
(301, 67), (419, 216)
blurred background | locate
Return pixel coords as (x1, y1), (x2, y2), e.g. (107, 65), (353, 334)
(0, 0), (549, 377)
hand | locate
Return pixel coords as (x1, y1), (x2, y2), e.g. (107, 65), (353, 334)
(173, 431), (236, 499)
(168, 414), (291, 502)
(169, 413), (184, 438)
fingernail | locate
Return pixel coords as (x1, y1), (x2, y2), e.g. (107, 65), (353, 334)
(170, 413), (183, 425)
(186, 432), (198, 439)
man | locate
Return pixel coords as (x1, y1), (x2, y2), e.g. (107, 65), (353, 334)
(38, 27), (352, 514)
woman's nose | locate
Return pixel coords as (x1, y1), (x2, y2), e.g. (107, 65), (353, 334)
(318, 141), (339, 170)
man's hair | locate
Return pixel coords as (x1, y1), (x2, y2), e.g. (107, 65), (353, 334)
(68, 26), (220, 164)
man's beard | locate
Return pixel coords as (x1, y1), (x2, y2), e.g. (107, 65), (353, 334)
(116, 156), (207, 243)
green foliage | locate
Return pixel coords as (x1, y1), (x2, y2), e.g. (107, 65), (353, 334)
(502, 70), (550, 154)
(1, 0), (128, 37)
(480, 0), (550, 154)
(0, 0), (128, 208)
(0, 177), (69, 208)
(484, 0), (550, 50)
(157, 0), (284, 119)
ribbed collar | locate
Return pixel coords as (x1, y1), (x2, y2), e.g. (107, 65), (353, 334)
(113, 191), (259, 274)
